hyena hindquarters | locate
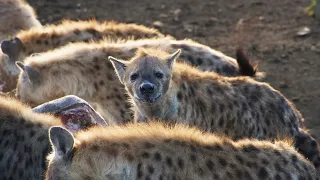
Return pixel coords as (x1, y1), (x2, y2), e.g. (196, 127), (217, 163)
(46, 123), (318, 180)
(0, 0), (41, 41)
(15, 38), (261, 125)
(109, 48), (320, 169)
(0, 20), (165, 92)
(0, 96), (61, 180)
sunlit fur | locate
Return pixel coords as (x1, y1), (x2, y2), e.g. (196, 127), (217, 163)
(0, 19), (164, 92)
(0, 96), (61, 180)
(46, 122), (317, 180)
(16, 37), (254, 124)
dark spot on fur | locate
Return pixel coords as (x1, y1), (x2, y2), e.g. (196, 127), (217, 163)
(94, 65), (100, 70)
(219, 104), (225, 113)
(107, 74), (113, 80)
(190, 154), (197, 162)
(144, 142), (155, 149)
(91, 145), (99, 152)
(235, 154), (244, 164)
(177, 91), (183, 101)
(29, 129), (35, 137)
(218, 157), (227, 166)
(206, 159), (214, 170)
(37, 134), (46, 142)
(177, 158), (184, 169)
(154, 152), (162, 161)
(125, 153), (134, 162)
(94, 82), (98, 91)
(258, 167), (268, 179)
(261, 158), (269, 165)
(137, 163), (143, 178)
(141, 152), (150, 159)
(99, 80), (104, 86)
(196, 58), (203, 65)
(147, 165), (154, 174)
(166, 157), (173, 167)
(291, 155), (298, 162)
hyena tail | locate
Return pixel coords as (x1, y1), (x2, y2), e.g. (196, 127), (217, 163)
(236, 48), (265, 79)
(295, 128), (320, 170)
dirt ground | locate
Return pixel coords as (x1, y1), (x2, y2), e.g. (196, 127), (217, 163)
(27, 0), (320, 137)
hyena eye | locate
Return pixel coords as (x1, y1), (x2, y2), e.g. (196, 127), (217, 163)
(130, 73), (139, 81)
(155, 72), (164, 79)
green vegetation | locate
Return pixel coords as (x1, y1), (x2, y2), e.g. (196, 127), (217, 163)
(305, 0), (316, 16)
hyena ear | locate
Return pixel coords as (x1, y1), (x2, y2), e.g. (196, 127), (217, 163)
(166, 49), (181, 70)
(108, 56), (128, 84)
(49, 127), (75, 158)
(1, 37), (23, 62)
(16, 61), (41, 84)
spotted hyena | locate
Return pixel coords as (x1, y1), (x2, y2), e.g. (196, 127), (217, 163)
(0, 0), (41, 41)
(45, 122), (318, 180)
(109, 48), (320, 169)
(0, 95), (61, 180)
(15, 38), (261, 125)
(0, 20), (165, 92)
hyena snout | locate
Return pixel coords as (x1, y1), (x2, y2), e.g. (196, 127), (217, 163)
(140, 82), (155, 95)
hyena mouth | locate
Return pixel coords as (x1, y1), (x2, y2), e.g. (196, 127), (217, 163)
(136, 94), (161, 104)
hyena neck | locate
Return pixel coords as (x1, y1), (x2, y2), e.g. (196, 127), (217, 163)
(134, 86), (178, 121)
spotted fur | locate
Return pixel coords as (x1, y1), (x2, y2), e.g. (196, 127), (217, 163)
(0, 19), (164, 92)
(0, 95), (61, 180)
(15, 38), (261, 125)
(110, 48), (320, 169)
(46, 122), (318, 180)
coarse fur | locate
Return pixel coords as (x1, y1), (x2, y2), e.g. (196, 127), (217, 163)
(0, 19), (165, 92)
(109, 48), (320, 169)
(0, 0), (41, 41)
(15, 38), (261, 125)
(45, 122), (318, 180)
(0, 95), (61, 180)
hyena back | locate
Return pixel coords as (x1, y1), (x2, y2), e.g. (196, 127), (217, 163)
(46, 123), (318, 180)
(0, 20), (165, 92)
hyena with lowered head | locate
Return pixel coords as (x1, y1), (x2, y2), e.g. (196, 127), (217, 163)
(46, 122), (318, 180)
(15, 37), (261, 124)
(109, 48), (320, 169)
(0, 0), (41, 41)
(0, 95), (61, 180)
(0, 19), (165, 92)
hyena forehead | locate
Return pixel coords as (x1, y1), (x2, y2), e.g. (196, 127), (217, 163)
(128, 48), (181, 71)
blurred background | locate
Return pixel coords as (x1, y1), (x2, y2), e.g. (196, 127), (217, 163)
(27, 0), (320, 137)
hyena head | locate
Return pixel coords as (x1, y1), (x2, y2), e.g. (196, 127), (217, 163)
(0, 37), (25, 92)
(15, 61), (63, 107)
(109, 48), (181, 105)
(46, 127), (75, 180)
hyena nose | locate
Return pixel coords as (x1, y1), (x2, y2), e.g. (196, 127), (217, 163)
(140, 82), (155, 94)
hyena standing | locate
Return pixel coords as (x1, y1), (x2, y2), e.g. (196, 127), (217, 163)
(0, 96), (61, 180)
(15, 38), (261, 124)
(0, 20), (165, 92)
(109, 48), (320, 169)
(0, 0), (41, 41)
(46, 123), (318, 180)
